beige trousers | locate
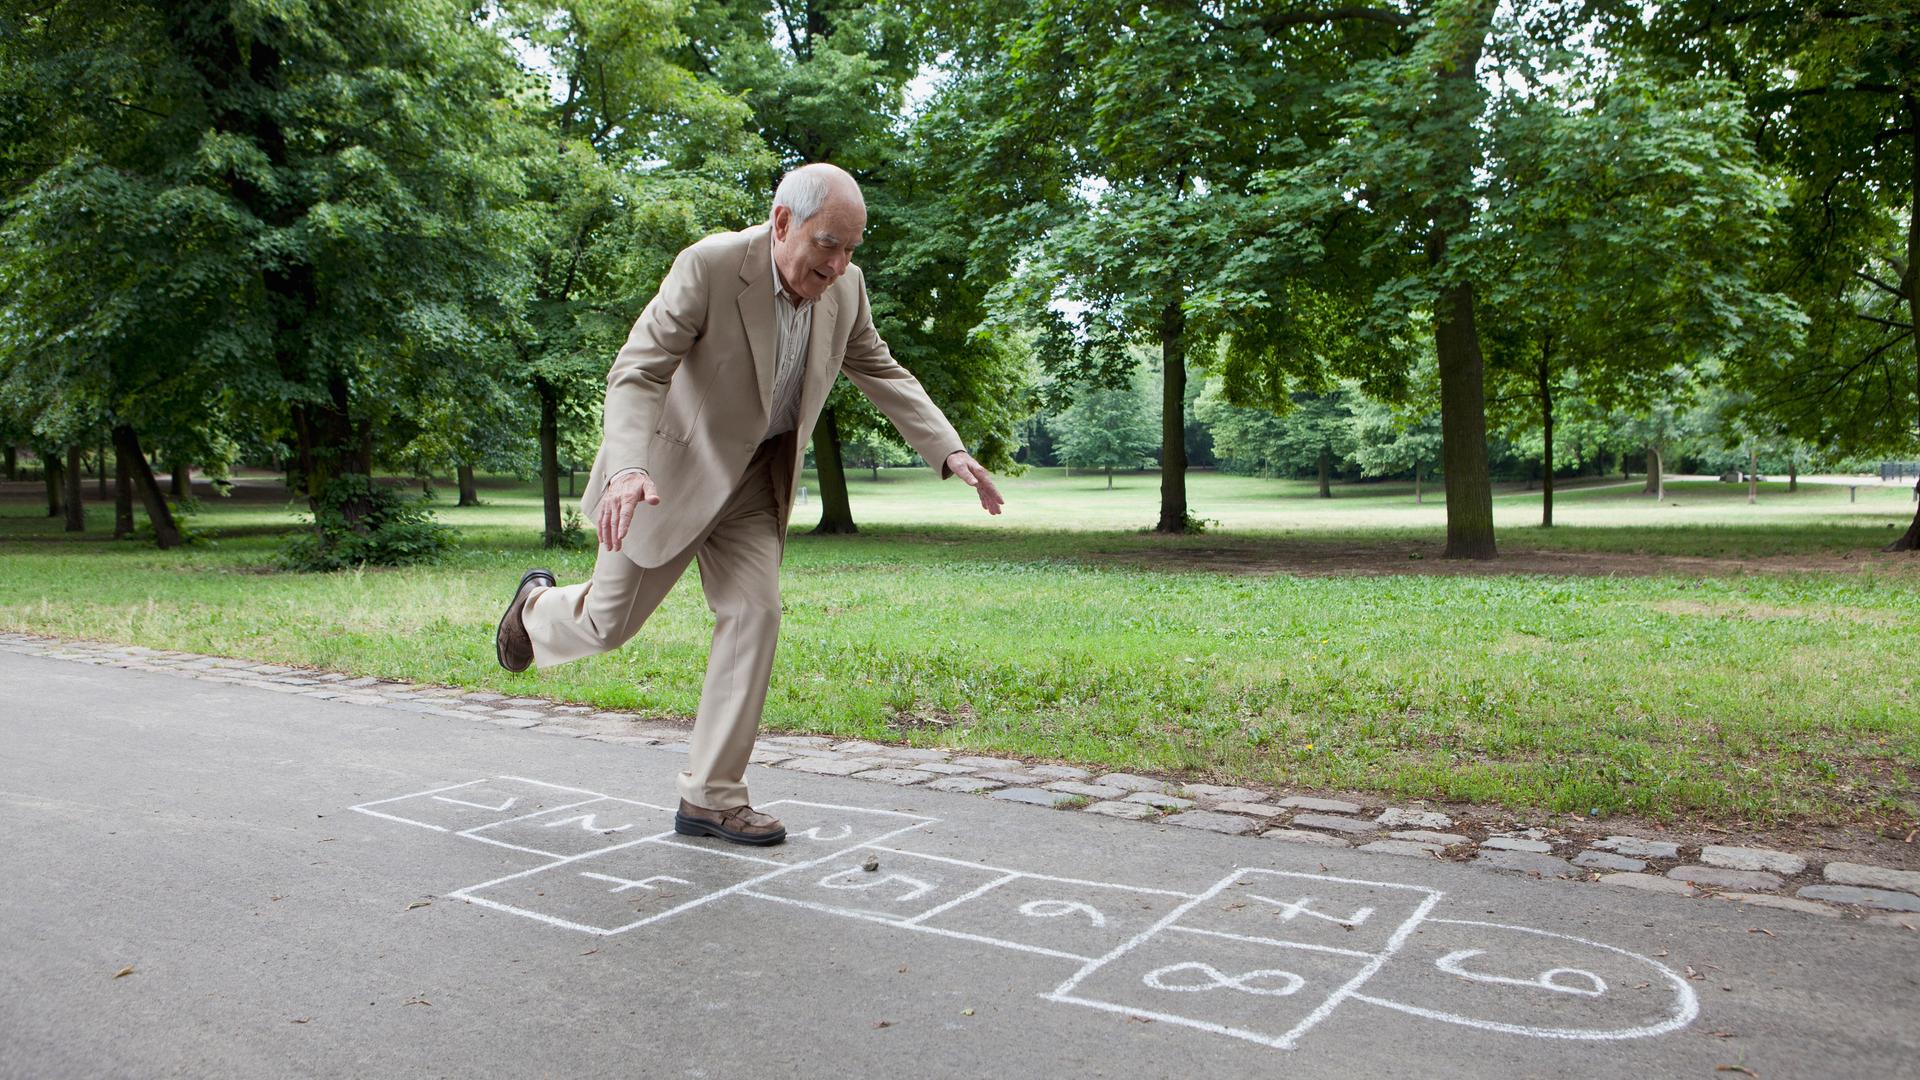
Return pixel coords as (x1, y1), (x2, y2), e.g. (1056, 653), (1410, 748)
(522, 437), (789, 810)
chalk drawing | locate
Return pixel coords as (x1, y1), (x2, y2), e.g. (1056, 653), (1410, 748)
(351, 776), (1702, 1053)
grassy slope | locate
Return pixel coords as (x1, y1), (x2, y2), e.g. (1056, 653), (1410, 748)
(3, 468), (1915, 824)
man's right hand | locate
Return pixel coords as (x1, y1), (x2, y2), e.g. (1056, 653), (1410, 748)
(597, 469), (660, 552)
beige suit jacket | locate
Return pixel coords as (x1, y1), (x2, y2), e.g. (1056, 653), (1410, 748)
(579, 224), (965, 568)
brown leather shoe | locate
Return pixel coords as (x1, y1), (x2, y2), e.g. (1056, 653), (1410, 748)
(674, 799), (786, 846)
(495, 568), (555, 673)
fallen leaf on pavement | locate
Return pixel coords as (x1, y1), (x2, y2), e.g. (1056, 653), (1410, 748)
(405, 901), (430, 911)
(403, 996), (431, 1007)
(1715, 1067), (1758, 1078)
(1747, 928), (1775, 938)
(872, 1020), (891, 1029)
(580, 949), (598, 956)
(113, 966), (135, 979)
(290, 1018), (312, 1025)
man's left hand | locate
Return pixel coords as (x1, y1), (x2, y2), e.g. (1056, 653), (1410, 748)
(945, 451), (1004, 516)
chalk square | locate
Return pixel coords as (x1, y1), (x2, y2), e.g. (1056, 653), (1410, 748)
(459, 795), (674, 858)
(916, 874), (1190, 962)
(1173, 869), (1440, 956)
(454, 838), (775, 935)
(744, 849), (1009, 924)
(351, 776), (623, 834)
(1054, 925), (1375, 1048)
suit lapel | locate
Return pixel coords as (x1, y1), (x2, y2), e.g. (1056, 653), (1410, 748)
(736, 226), (776, 418)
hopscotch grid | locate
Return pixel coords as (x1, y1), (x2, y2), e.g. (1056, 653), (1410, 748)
(357, 778), (1700, 1054)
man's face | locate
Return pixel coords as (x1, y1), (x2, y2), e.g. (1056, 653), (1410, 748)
(771, 199), (865, 302)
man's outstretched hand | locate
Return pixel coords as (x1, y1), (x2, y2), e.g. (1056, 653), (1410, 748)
(597, 469), (660, 551)
(945, 451), (1005, 516)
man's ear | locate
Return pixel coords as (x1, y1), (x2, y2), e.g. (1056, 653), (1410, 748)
(771, 205), (790, 242)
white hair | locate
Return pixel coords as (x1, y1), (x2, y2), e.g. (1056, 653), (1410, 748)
(772, 166), (856, 225)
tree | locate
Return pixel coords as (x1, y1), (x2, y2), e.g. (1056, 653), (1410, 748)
(974, 0), (1389, 533)
(1049, 374), (1157, 489)
(1600, 1), (1919, 547)
(1475, 70), (1799, 527)
(1351, 394), (1444, 502)
(1197, 382), (1358, 494)
(2, 0), (531, 561)
(499, 0), (768, 547)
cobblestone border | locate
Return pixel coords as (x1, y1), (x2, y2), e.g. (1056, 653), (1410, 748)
(7, 630), (1917, 930)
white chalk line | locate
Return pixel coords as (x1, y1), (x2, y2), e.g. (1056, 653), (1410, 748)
(1348, 918), (1700, 1042)
(1269, 886), (1445, 1050)
(902, 874), (1023, 926)
(643, 837), (789, 866)
(1167, 924), (1378, 961)
(453, 819), (940, 937)
(1041, 867), (1447, 1052)
(348, 778), (489, 831)
(738, 888), (1095, 962)
(866, 845), (1197, 898)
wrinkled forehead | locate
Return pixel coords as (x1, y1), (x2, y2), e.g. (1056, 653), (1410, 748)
(802, 200), (866, 245)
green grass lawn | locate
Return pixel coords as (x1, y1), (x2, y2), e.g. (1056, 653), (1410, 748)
(4, 466), (1916, 827)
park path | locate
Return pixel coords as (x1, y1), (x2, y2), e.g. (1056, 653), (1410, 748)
(4, 647), (1918, 1079)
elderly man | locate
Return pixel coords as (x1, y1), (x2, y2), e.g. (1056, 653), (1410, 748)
(492, 163), (1004, 846)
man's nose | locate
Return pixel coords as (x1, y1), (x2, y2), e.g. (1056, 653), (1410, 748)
(829, 249), (851, 275)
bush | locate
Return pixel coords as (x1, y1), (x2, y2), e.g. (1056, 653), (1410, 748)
(279, 474), (453, 572)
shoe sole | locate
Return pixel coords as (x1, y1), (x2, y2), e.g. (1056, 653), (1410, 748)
(495, 568), (555, 673)
(674, 814), (787, 846)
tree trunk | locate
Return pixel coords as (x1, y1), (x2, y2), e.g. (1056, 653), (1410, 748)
(1106, 465), (1113, 490)
(812, 406), (858, 534)
(1788, 460), (1797, 492)
(872, 462), (879, 481)
(1155, 297), (1190, 533)
(3, 445), (14, 480)
(1414, 461), (1423, 504)
(537, 377), (564, 547)
(96, 443), (108, 498)
(1434, 281), (1496, 558)
(113, 425), (182, 548)
(456, 462), (479, 507)
(1644, 443), (1663, 496)
(1317, 444), (1332, 498)
(1539, 352), (1554, 529)
(1747, 446), (1758, 505)
(45, 452), (63, 517)
(114, 442), (135, 539)
(63, 447), (85, 532)
(170, 460), (188, 498)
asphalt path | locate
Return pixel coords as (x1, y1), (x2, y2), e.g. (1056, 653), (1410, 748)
(3, 651), (1916, 1079)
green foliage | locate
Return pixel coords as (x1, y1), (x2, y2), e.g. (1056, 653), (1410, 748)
(1048, 372), (1158, 481)
(278, 476), (454, 572)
